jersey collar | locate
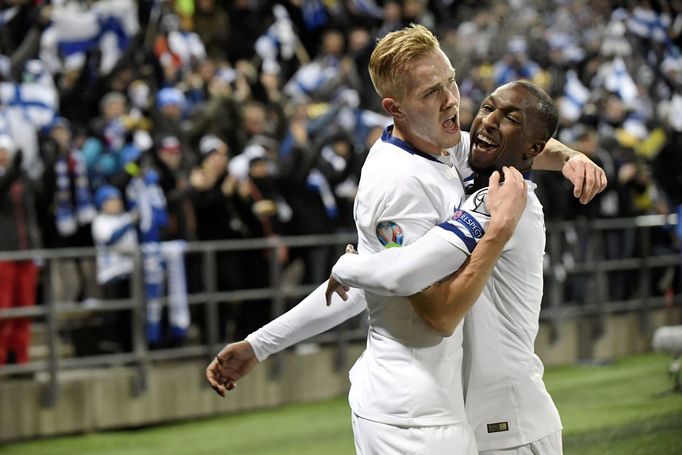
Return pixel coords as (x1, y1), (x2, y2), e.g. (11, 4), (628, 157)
(381, 125), (445, 164)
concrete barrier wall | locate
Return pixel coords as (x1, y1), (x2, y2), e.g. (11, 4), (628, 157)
(1, 307), (680, 443)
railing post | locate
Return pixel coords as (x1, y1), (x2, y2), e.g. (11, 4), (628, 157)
(131, 249), (148, 398)
(638, 226), (652, 334)
(590, 220), (606, 341)
(203, 249), (220, 358)
(41, 258), (59, 407)
(546, 223), (564, 344)
(268, 238), (284, 380)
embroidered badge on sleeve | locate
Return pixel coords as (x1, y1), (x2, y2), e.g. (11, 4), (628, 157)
(376, 221), (404, 248)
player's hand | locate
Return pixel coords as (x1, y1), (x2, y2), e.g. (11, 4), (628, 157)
(486, 167), (527, 238)
(325, 244), (356, 306)
(562, 154), (607, 205)
(206, 340), (258, 398)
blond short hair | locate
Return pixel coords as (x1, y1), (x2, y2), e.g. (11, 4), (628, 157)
(369, 24), (440, 99)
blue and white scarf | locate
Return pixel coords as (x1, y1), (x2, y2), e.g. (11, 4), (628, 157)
(55, 150), (96, 236)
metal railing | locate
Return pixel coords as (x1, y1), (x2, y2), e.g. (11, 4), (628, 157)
(0, 233), (358, 406)
(543, 214), (681, 342)
(0, 214), (680, 407)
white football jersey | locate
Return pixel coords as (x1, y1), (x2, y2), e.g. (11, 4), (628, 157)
(337, 180), (561, 449)
(348, 126), (471, 426)
(458, 183), (562, 451)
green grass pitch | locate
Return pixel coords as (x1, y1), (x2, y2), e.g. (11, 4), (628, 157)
(4, 353), (682, 454)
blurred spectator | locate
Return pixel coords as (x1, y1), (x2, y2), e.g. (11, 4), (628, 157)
(120, 147), (191, 347)
(652, 130), (682, 209)
(38, 117), (100, 307)
(0, 135), (41, 365)
(193, 0), (230, 60)
(91, 185), (137, 354)
(278, 110), (352, 284)
(189, 134), (246, 339)
(228, 144), (289, 339)
(403, 0), (436, 30)
(226, 0), (267, 63)
(0, 63), (45, 180)
(154, 87), (187, 140)
(283, 28), (362, 104)
(493, 36), (541, 86)
(154, 13), (205, 85)
(347, 26), (378, 110)
(375, 1), (404, 39)
(151, 135), (196, 241)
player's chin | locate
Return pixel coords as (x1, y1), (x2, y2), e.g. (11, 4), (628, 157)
(470, 144), (498, 170)
(439, 130), (461, 148)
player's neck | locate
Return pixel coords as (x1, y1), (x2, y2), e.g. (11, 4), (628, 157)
(392, 125), (443, 156)
(472, 171), (492, 193)
(472, 165), (532, 191)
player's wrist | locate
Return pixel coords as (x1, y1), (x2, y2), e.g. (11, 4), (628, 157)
(244, 333), (268, 362)
(485, 222), (515, 243)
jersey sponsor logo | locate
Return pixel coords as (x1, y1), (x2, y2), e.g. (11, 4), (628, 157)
(376, 221), (404, 248)
(472, 188), (490, 216)
(487, 421), (509, 433)
(451, 210), (484, 239)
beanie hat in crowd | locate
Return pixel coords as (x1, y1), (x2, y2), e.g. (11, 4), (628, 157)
(50, 116), (72, 132)
(159, 135), (182, 153)
(199, 134), (226, 156)
(156, 87), (186, 110)
(95, 185), (122, 210)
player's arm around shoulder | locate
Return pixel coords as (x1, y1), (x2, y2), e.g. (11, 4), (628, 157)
(408, 167), (528, 336)
(533, 138), (607, 204)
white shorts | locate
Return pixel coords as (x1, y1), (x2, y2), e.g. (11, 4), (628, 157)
(479, 431), (563, 455)
(351, 412), (478, 455)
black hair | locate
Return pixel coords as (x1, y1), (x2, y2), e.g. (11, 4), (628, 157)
(511, 80), (559, 142)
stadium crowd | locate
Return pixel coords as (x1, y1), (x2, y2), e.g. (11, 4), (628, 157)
(0, 0), (680, 363)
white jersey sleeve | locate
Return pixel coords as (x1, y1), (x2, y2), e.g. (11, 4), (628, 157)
(331, 234), (468, 296)
(330, 187), (493, 297)
(246, 283), (367, 361)
(431, 186), (491, 254)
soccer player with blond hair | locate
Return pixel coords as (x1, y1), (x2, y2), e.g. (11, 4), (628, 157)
(207, 25), (605, 453)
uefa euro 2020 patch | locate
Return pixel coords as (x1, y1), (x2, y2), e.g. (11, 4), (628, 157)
(376, 221), (404, 248)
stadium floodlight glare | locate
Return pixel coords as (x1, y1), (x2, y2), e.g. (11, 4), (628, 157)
(652, 325), (682, 392)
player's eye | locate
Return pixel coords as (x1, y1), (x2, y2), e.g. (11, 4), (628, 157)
(480, 104), (493, 113)
(506, 115), (521, 124)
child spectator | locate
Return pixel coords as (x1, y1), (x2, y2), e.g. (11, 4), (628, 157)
(91, 185), (138, 353)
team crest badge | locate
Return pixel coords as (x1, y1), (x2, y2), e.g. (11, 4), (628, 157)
(472, 189), (490, 216)
(376, 221), (404, 248)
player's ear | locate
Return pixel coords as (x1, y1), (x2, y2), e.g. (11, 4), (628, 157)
(382, 98), (405, 120)
(525, 140), (546, 160)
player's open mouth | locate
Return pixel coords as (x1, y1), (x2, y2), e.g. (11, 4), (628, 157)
(473, 132), (498, 153)
(442, 114), (459, 134)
